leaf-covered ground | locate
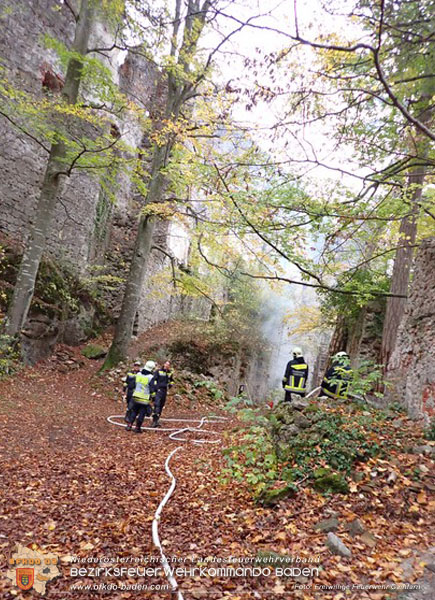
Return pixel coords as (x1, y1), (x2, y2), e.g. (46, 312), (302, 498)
(0, 344), (434, 600)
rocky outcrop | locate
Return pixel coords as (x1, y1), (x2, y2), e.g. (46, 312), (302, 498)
(0, 0), (210, 361)
(385, 238), (435, 426)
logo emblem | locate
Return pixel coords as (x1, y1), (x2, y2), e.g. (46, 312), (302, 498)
(7, 544), (60, 595)
(16, 568), (34, 591)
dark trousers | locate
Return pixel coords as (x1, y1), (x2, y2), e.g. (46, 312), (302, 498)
(125, 392), (134, 420)
(153, 388), (168, 417)
(128, 400), (151, 428)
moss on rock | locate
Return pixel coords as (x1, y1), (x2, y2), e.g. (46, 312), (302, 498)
(81, 344), (107, 359)
(313, 469), (349, 494)
(257, 483), (298, 506)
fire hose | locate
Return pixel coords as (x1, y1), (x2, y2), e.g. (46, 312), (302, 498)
(107, 414), (227, 597)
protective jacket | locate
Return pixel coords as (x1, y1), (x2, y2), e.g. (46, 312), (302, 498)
(122, 371), (137, 402)
(321, 364), (352, 400)
(282, 357), (309, 396)
(154, 368), (174, 390)
(132, 370), (157, 404)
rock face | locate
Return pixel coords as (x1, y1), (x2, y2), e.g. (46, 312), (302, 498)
(385, 238), (435, 426)
(0, 0), (211, 360)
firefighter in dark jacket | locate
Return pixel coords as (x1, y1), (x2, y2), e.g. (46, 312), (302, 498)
(126, 361), (157, 433)
(321, 351), (352, 400)
(122, 360), (141, 422)
(152, 361), (174, 428)
(282, 347), (309, 402)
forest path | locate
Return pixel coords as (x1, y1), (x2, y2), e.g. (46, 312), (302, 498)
(0, 354), (276, 599)
(0, 351), (434, 600)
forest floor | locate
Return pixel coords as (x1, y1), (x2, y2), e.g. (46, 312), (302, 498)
(0, 330), (434, 600)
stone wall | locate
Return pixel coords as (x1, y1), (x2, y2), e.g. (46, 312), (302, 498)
(347, 299), (385, 367)
(385, 237), (435, 425)
(0, 0), (122, 271)
(0, 0), (207, 360)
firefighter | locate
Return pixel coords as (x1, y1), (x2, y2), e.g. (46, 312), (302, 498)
(321, 351), (352, 400)
(282, 347), (309, 402)
(151, 361), (174, 428)
(126, 361), (157, 433)
(122, 360), (141, 422)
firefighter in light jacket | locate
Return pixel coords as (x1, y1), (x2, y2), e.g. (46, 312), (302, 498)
(126, 361), (157, 433)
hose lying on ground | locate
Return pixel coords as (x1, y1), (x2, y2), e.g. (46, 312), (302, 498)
(106, 414), (227, 597)
(152, 446), (184, 600)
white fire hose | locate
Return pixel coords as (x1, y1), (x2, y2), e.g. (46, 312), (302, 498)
(107, 414), (227, 597)
(305, 386), (321, 398)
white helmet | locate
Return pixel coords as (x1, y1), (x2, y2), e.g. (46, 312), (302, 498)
(292, 347), (303, 357)
(333, 351), (349, 363)
(143, 360), (156, 372)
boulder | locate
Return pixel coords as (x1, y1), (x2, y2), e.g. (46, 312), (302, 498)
(326, 533), (352, 558)
(412, 445), (435, 458)
(293, 412), (311, 429)
(81, 344), (107, 359)
(313, 468), (349, 494)
(360, 531), (377, 547)
(346, 518), (366, 537)
(257, 483), (297, 507)
(291, 398), (309, 411)
(314, 517), (339, 533)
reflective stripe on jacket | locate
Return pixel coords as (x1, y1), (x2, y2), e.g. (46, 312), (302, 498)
(123, 372), (135, 391)
(283, 358), (309, 394)
(321, 365), (352, 400)
(133, 373), (153, 404)
(283, 362), (308, 393)
(155, 369), (174, 390)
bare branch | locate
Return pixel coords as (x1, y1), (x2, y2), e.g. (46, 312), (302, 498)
(63, 0), (78, 22)
(0, 110), (50, 153)
(197, 237), (407, 299)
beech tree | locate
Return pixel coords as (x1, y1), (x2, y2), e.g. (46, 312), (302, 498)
(4, 0), (96, 337)
(202, 0), (435, 368)
(103, 0), (257, 367)
(2, 0), (131, 338)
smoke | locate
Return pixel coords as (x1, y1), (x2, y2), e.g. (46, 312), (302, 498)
(259, 277), (331, 393)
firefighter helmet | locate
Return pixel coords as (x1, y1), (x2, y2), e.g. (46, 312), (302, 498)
(144, 360), (156, 372)
(292, 346), (303, 357)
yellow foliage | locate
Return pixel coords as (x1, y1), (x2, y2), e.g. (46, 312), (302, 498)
(283, 306), (324, 336)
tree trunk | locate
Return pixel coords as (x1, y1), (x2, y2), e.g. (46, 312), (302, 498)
(102, 0), (215, 368)
(103, 145), (167, 368)
(380, 165), (425, 369)
(4, 0), (94, 337)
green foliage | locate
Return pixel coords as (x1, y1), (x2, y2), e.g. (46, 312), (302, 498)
(278, 407), (385, 481)
(222, 425), (279, 497)
(222, 392), (393, 501)
(424, 417), (435, 442)
(0, 334), (20, 378)
(348, 360), (387, 398)
(312, 469), (349, 494)
(325, 355), (387, 399)
(221, 395), (277, 496)
(193, 379), (224, 401)
(42, 34), (125, 108)
(0, 242), (111, 337)
(81, 344), (107, 359)
(319, 271), (390, 327)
